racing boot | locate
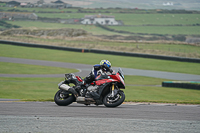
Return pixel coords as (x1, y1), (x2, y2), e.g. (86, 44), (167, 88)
(84, 74), (95, 84)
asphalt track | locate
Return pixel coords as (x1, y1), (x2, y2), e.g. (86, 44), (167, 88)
(0, 101), (200, 132)
(1, 57), (200, 80)
(1, 57), (200, 132)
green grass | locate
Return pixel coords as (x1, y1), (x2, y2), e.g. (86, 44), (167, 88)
(113, 14), (200, 25)
(0, 77), (61, 100)
(1, 7), (200, 104)
(5, 13), (200, 35)
(1, 43), (200, 75)
(0, 44), (200, 104)
(0, 62), (78, 74)
(5, 21), (122, 35)
(6, 21), (83, 29)
(125, 74), (200, 104)
(35, 13), (200, 25)
(124, 86), (200, 104)
(0, 7), (79, 12)
(125, 75), (167, 85)
(0, 76), (199, 104)
(37, 13), (85, 19)
(2, 35), (200, 57)
(7, 20), (200, 35)
(2, 6), (200, 26)
(109, 26), (200, 35)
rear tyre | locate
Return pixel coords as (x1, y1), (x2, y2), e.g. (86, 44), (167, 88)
(54, 90), (75, 106)
(103, 91), (125, 108)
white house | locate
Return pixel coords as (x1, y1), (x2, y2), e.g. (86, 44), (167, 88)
(81, 14), (118, 25)
(163, 2), (173, 6)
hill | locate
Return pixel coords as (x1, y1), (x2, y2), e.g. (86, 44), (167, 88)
(16, 0), (200, 10)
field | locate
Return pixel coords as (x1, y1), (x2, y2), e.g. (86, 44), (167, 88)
(0, 44), (200, 104)
(1, 6), (200, 36)
(111, 14), (200, 25)
(0, 7), (200, 104)
(3, 9), (199, 58)
(5, 20), (200, 36)
(1, 44), (200, 75)
(1, 76), (200, 104)
(2, 0), (200, 10)
(1, 33), (200, 58)
(108, 26), (200, 35)
(0, 62), (78, 74)
(35, 13), (200, 25)
(5, 21), (118, 35)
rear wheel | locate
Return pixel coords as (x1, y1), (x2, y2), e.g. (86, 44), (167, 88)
(103, 91), (125, 108)
(54, 90), (75, 106)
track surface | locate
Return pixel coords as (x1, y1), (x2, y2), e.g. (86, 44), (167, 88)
(0, 101), (200, 132)
(1, 57), (200, 80)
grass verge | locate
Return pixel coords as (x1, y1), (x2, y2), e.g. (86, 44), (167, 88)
(124, 86), (200, 104)
(0, 76), (199, 104)
(0, 62), (78, 74)
(1, 35), (200, 58)
(0, 44), (200, 104)
(0, 77), (61, 100)
(1, 43), (200, 75)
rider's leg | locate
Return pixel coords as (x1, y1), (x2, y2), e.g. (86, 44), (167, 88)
(83, 74), (95, 84)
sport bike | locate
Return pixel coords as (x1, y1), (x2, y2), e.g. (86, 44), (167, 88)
(54, 68), (125, 107)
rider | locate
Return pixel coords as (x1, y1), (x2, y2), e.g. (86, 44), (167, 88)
(83, 59), (113, 84)
(69, 60), (113, 98)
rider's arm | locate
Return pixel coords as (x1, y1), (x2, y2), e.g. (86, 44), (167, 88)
(91, 64), (102, 78)
(102, 64), (113, 73)
(93, 64), (101, 70)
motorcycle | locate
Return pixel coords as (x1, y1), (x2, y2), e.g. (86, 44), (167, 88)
(54, 68), (125, 107)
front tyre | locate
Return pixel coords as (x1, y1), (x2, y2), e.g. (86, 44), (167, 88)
(103, 91), (125, 108)
(54, 90), (75, 106)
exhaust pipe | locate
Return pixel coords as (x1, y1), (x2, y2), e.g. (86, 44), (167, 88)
(59, 84), (71, 91)
(59, 84), (78, 97)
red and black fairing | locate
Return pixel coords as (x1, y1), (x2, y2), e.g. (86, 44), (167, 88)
(76, 72), (125, 89)
(90, 72), (125, 99)
(95, 73), (125, 89)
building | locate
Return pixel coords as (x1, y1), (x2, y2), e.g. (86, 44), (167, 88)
(4, 0), (72, 8)
(39, 0), (72, 8)
(52, 0), (72, 8)
(20, 3), (27, 7)
(163, 2), (173, 6)
(37, 0), (44, 4)
(81, 14), (118, 25)
(6, 1), (20, 7)
(54, 0), (64, 4)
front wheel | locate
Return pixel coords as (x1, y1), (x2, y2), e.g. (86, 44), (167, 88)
(103, 91), (125, 108)
(54, 90), (75, 106)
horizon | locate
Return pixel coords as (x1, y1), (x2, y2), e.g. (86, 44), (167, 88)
(2, 0), (200, 10)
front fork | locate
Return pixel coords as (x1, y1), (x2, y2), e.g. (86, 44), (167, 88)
(111, 83), (115, 97)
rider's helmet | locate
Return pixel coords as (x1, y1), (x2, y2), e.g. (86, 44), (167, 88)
(100, 60), (111, 68)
